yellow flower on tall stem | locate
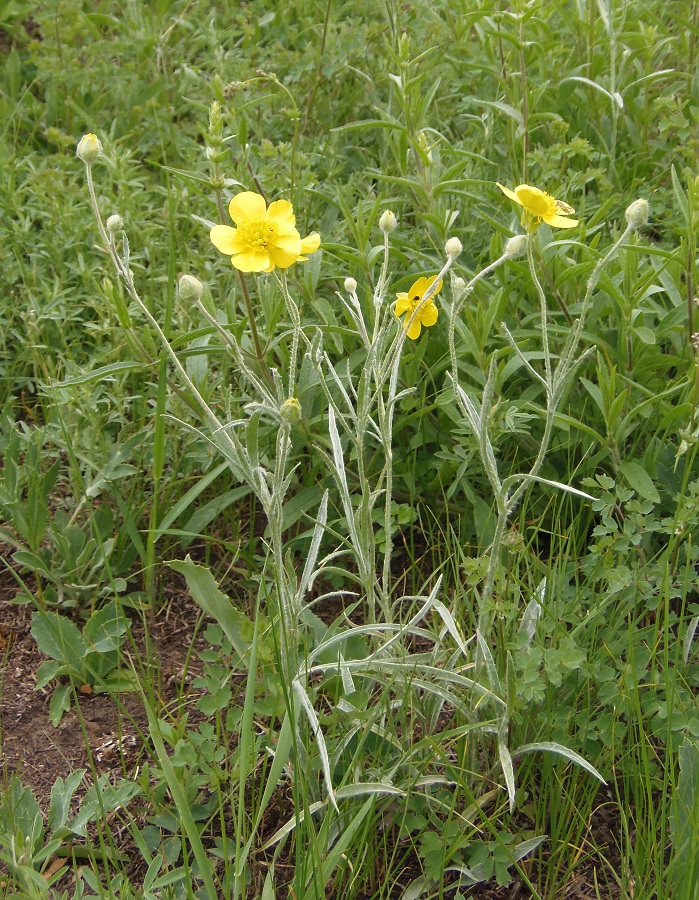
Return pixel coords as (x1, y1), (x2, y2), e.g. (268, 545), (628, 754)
(395, 276), (442, 340)
(497, 183), (578, 232)
(210, 191), (320, 273)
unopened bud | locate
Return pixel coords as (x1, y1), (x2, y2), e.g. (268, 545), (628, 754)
(344, 277), (357, 294)
(505, 234), (528, 258)
(209, 100), (223, 135)
(452, 276), (466, 301)
(76, 133), (103, 164)
(417, 130), (433, 162)
(280, 397), (302, 425)
(445, 237), (462, 259)
(178, 274), (204, 302)
(379, 210), (398, 234)
(106, 214), (123, 233)
(625, 198), (649, 229)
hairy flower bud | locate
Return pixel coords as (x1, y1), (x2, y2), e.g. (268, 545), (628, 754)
(280, 397), (302, 425)
(379, 210), (398, 234)
(625, 198), (649, 229)
(344, 277), (358, 294)
(178, 274), (204, 302)
(504, 234), (528, 258)
(76, 133), (103, 164)
(452, 275), (466, 302)
(106, 214), (123, 233)
(445, 237), (462, 259)
(417, 130), (433, 163)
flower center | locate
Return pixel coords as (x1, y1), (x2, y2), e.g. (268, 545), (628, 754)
(240, 220), (278, 251)
(408, 295), (434, 317)
(525, 193), (553, 217)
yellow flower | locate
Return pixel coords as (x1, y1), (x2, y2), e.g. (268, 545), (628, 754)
(497, 183), (578, 232)
(210, 191), (320, 273)
(395, 276), (442, 340)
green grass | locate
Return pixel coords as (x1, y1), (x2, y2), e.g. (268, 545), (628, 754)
(2, 0), (699, 898)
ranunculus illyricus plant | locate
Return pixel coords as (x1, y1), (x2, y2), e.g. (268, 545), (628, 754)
(210, 191), (320, 273)
(76, 133), (103, 165)
(395, 276), (442, 340)
(497, 182), (578, 232)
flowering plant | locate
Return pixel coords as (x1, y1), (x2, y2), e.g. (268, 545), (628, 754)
(395, 275), (442, 339)
(497, 182), (578, 232)
(210, 190), (320, 273)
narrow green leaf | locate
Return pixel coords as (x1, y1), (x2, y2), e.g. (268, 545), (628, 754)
(169, 556), (253, 658)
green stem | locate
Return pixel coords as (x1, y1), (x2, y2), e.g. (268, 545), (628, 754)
(527, 239), (553, 393)
(236, 268), (272, 386)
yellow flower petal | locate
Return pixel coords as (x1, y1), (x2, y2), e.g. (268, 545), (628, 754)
(232, 248), (272, 272)
(267, 199), (296, 226)
(420, 302), (438, 327)
(395, 295), (411, 316)
(275, 231), (303, 255)
(405, 318), (422, 340)
(210, 225), (238, 255)
(408, 276), (431, 300)
(408, 275), (442, 302)
(543, 213), (579, 228)
(268, 238), (303, 269)
(515, 185), (551, 217)
(300, 231), (321, 255)
(228, 191), (267, 225)
(497, 183), (522, 205)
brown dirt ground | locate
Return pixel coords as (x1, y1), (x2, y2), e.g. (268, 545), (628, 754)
(0, 549), (623, 899)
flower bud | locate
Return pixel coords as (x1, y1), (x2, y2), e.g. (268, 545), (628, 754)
(445, 237), (462, 259)
(625, 198), (649, 229)
(417, 130), (433, 163)
(76, 133), (103, 164)
(280, 397), (302, 425)
(178, 274), (204, 302)
(452, 276), (466, 301)
(505, 234), (528, 258)
(209, 100), (223, 136)
(379, 210), (398, 234)
(106, 214), (123, 233)
(344, 277), (358, 294)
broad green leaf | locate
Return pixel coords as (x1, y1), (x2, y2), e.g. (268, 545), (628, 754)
(31, 611), (86, 666)
(68, 776), (140, 838)
(620, 460), (660, 503)
(83, 600), (129, 653)
(35, 659), (65, 690)
(49, 684), (72, 727)
(49, 770), (86, 833)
